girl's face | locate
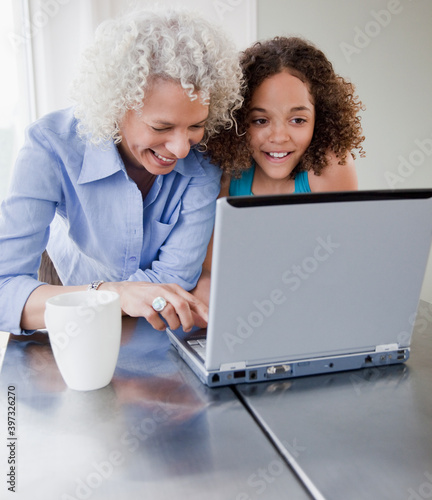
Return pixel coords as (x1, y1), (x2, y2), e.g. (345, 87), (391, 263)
(248, 70), (315, 182)
(118, 78), (209, 176)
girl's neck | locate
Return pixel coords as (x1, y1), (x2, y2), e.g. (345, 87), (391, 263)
(251, 163), (297, 195)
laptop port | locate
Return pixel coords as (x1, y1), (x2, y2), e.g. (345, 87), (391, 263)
(364, 355), (373, 363)
(233, 370), (246, 379)
(211, 374), (220, 383)
(267, 364), (291, 376)
(249, 370), (257, 380)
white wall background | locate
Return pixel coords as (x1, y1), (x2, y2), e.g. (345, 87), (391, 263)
(20, 0), (432, 301)
(257, 0), (432, 191)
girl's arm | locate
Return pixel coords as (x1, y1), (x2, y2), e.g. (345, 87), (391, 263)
(191, 173), (231, 305)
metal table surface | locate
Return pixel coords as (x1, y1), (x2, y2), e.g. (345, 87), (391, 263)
(0, 316), (309, 500)
(236, 300), (432, 500)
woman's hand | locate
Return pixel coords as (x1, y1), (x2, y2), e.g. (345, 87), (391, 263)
(21, 281), (208, 333)
(101, 281), (208, 332)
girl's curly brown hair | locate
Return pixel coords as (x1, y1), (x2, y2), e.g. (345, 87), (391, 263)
(206, 36), (365, 178)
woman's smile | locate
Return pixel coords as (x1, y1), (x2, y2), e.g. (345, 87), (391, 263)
(118, 78), (209, 175)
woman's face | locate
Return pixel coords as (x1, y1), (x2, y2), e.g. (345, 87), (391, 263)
(118, 79), (209, 175)
(247, 70), (315, 181)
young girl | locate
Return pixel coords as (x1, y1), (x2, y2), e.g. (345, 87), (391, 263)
(194, 36), (365, 302)
(209, 35), (365, 196)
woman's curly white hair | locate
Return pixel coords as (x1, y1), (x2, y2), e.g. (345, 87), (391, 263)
(70, 6), (243, 147)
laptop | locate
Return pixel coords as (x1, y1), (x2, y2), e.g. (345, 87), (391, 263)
(167, 189), (432, 387)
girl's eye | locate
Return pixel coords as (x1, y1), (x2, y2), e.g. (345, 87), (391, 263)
(251, 118), (268, 126)
(292, 118), (306, 125)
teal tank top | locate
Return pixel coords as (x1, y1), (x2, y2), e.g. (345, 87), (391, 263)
(229, 164), (311, 196)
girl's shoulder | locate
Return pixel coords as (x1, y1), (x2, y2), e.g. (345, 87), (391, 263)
(308, 152), (358, 192)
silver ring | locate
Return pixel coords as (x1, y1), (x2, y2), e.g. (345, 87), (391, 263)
(152, 296), (167, 313)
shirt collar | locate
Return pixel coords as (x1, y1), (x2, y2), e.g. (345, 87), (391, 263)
(78, 140), (125, 184)
(172, 149), (207, 177)
(78, 142), (206, 184)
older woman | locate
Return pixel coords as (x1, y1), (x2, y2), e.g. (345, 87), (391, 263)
(0, 7), (243, 334)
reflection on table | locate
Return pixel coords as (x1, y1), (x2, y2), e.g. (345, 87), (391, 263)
(0, 317), (308, 500)
(236, 300), (432, 500)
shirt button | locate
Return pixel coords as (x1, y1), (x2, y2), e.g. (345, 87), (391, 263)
(129, 256), (137, 262)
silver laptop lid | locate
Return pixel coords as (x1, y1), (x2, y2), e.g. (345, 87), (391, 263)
(205, 190), (432, 371)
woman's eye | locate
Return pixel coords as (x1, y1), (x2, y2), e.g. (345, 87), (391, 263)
(151, 127), (170, 132)
(292, 118), (306, 125)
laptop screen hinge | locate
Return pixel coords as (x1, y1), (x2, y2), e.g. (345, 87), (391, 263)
(375, 343), (399, 353)
(220, 361), (246, 371)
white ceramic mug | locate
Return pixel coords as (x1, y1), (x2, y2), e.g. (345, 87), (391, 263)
(44, 290), (121, 391)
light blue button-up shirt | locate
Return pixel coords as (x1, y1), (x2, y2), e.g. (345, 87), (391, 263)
(0, 107), (221, 334)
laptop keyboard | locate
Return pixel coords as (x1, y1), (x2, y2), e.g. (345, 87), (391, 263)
(187, 339), (207, 361)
